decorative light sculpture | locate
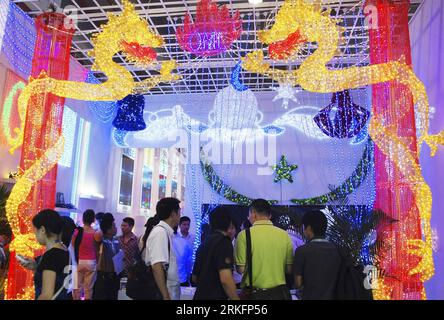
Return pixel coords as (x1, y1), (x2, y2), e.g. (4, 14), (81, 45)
(240, 0), (442, 296)
(230, 61), (249, 92)
(313, 90), (370, 139)
(269, 30), (306, 60)
(176, 0), (242, 57)
(272, 155), (298, 183)
(272, 82), (300, 109)
(112, 94), (147, 131)
(1, 73), (26, 154)
(5, 12), (74, 301)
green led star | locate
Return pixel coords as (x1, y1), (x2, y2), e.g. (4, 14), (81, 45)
(272, 155), (298, 183)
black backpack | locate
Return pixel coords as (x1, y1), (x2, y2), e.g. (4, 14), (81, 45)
(126, 226), (170, 300)
(335, 247), (373, 300)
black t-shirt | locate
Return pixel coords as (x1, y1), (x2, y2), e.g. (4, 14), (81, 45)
(192, 232), (234, 300)
(293, 239), (341, 300)
(34, 247), (72, 300)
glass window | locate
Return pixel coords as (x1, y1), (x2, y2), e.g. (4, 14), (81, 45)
(119, 148), (135, 207)
(141, 148), (154, 209)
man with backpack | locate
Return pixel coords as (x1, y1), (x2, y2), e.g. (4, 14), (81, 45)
(136, 197), (181, 300)
(192, 207), (240, 300)
(293, 210), (342, 300)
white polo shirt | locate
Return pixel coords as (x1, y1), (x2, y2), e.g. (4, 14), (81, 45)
(140, 221), (180, 300)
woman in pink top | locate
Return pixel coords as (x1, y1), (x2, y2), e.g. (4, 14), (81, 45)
(72, 210), (102, 300)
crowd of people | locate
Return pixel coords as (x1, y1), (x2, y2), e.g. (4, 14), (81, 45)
(0, 196), (368, 300)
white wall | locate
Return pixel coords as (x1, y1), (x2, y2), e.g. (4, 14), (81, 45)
(409, 0), (444, 300)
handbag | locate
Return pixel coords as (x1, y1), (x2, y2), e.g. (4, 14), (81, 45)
(51, 246), (73, 300)
(126, 225), (170, 300)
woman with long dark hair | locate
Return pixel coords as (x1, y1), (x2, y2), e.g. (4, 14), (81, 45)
(17, 209), (72, 300)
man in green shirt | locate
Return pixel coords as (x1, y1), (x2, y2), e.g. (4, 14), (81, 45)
(234, 199), (293, 300)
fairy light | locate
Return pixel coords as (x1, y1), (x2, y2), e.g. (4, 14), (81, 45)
(272, 155), (298, 183)
(272, 82), (300, 109)
(1, 2), (36, 76)
(6, 134), (65, 258)
(242, 0), (442, 153)
(230, 62), (249, 92)
(369, 119), (434, 281)
(291, 138), (374, 205)
(19, 0), (178, 104)
(85, 72), (117, 123)
(112, 94), (147, 131)
(273, 106), (329, 140)
(241, 0), (440, 286)
(112, 128), (129, 147)
(176, 0), (242, 57)
(58, 107), (77, 168)
(1, 81), (26, 154)
(0, 0), (8, 50)
(5, 1), (179, 300)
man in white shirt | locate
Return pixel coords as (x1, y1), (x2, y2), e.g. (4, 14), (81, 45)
(173, 216), (194, 286)
(141, 198), (181, 300)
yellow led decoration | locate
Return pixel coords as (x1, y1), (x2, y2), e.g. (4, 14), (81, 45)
(14, 285), (35, 301)
(16, 0), (179, 106)
(373, 276), (393, 300)
(242, 0), (442, 289)
(6, 2), (180, 297)
(6, 134), (65, 258)
(1, 81), (27, 154)
(133, 60), (181, 94)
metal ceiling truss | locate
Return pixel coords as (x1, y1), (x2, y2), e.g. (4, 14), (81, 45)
(13, 0), (423, 95)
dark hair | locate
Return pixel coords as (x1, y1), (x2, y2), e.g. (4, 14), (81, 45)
(100, 213), (115, 234)
(141, 197), (180, 249)
(82, 209), (95, 225)
(32, 209), (63, 237)
(249, 199), (271, 216)
(156, 198), (180, 221)
(60, 216), (76, 247)
(241, 219), (252, 229)
(95, 212), (105, 224)
(122, 217), (135, 227)
(209, 206), (234, 232)
(179, 216), (191, 224)
(302, 210), (328, 237)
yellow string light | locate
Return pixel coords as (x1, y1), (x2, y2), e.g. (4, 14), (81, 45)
(1, 81), (27, 154)
(14, 285), (35, 301)
(242, 0), (441, 286)
(6, 134), (65, 257)
(373, 276), (393, 300)
(6, 1), (181, 299)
